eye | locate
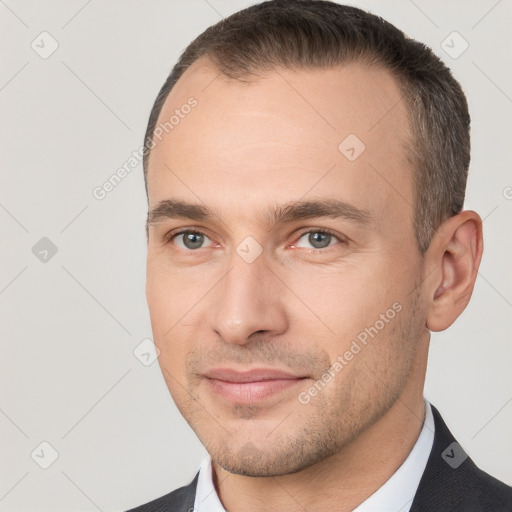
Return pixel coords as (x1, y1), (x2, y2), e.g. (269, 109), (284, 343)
(170, 230), (214, 250)
(293, 229), (342, 250)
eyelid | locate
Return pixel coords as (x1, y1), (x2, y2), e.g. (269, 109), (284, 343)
(290, 227), (346, 250)
(164, 225), (207, 239)
(165, 227), (214, 247)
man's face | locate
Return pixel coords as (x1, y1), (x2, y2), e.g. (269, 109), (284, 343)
(145, 58), (428, 476)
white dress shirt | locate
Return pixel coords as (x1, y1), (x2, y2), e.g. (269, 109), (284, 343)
(194, 399), (435, 512)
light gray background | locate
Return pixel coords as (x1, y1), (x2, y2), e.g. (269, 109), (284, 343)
(1, 0), (511, 510)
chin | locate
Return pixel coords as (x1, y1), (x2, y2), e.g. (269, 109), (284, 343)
(208, 434), (343, 478)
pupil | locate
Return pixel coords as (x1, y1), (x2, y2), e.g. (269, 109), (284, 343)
(184, 232), (203, 249)
(309, 232), (330, 248)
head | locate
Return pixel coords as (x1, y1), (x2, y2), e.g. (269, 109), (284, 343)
(144, 0), (483, 477)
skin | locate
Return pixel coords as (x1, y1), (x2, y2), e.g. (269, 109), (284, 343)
(145, 56), (483, 512)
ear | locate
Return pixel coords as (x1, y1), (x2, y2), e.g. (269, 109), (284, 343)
(424, 211), (483, 332)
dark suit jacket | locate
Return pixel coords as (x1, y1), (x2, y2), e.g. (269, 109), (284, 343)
(127, 404), (512, 511)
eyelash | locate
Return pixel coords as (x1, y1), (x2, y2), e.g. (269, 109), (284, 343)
(292, 228), (344, 251)
(165, 227), (345, 252)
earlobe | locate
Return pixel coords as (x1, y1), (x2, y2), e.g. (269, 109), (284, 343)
(425, 211), (483, 332)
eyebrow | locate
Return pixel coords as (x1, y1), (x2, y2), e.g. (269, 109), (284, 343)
(147, 198), (373, 229)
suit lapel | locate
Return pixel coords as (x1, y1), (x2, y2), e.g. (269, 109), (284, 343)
(410, 404), (477, 511)
(176, 471), (199, 512)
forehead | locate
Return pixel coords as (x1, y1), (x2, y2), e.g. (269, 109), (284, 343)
(147, 57), (414, 231)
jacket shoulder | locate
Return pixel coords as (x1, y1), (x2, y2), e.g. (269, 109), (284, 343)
(126, 472), (199, 512)
(411, 404), (512, 511)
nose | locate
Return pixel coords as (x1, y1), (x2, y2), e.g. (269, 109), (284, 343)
(209, 254), (288, 345)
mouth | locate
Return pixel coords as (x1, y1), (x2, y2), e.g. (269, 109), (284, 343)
(203, 367), (308, 404)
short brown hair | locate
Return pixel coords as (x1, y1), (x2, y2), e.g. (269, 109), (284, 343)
(143, 0), (470, 253)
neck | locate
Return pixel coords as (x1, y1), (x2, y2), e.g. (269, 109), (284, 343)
(212, 337), (429, 512)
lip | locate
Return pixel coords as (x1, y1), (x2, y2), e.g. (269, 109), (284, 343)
(203, 367), (307, 404)
(204, 367), (303, 382)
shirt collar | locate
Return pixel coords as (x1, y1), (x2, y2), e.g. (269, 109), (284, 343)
(353, 399), (435, 512)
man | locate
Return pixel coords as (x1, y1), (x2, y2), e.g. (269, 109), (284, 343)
(128, 1), (512, 510)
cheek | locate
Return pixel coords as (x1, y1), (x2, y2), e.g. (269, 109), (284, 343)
(146, 257), (190, 332)
(289, 256), (416, 368)
(146, 267), (185, 369)
(146, 261), (211, 388)
(291, 264), (393, 332)
(146, 278), (171, 339)
(150, 305), (191, 404)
